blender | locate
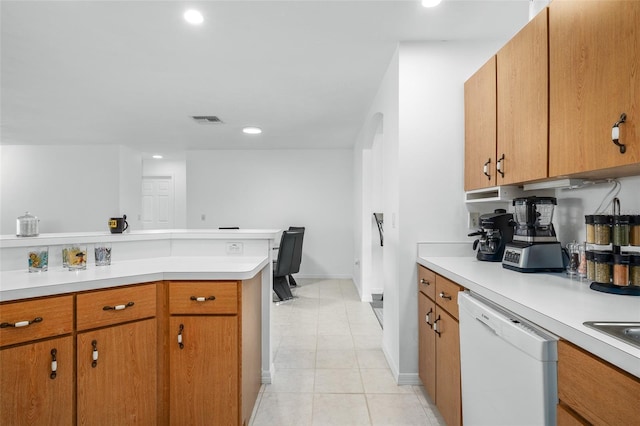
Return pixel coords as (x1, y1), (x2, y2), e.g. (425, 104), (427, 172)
(502, 196), (565, 272)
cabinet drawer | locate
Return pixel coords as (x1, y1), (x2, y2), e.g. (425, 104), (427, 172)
(169, 281), (238, 315)
(558, 340), (640, 426)
(435, 275), (462, 319)
(77, 284), (157, 331)
(0, 295), (73, 347)
(418, 265), (436, 300)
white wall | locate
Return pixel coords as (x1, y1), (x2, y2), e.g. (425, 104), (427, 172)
(0, 145), (140, 234)
(354, 40), (507, 384)
(186, 149), (354, 278)
(554, 175), (640, 244)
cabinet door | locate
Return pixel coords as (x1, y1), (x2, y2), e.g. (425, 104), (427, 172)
(435, 309), (461, 426)
(418, 292), (436, 402)
(496, 9), (549, 185)
(464, 56), (497, 191)
(549, 0), (640, 176)
(170, 316), (238, 426)
(0, 336), (73, 426)
(77, 319), (157, 426)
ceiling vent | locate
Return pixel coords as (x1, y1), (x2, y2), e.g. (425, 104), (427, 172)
(191, 116), (224, 124)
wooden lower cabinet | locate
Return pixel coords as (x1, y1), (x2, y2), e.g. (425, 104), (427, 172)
(169, 316), (239, 425)
(417, 265), (462, 426)
(557, 340), (640, 425)
(1, 275), (263, 425)
(434, 309), (461, 426)
(77, 318), (157, 426)
(0, 335), (74, 425)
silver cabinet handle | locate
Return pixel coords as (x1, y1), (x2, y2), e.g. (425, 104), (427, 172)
(190, 296), (216, 302)
(483, 158), (491, 180)
(420, 278), (430, 286)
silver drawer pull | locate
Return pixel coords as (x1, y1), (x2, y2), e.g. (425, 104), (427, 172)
(420, 278), (430, 286)
(1, 317), (43, 328)
(190, 296), (216, 302)
(103, 301), (134, 311)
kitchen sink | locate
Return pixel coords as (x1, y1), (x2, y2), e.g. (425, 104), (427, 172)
(583, 322), (640, 349)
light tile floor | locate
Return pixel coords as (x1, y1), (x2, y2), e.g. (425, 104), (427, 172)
(250, 279), (446, 426)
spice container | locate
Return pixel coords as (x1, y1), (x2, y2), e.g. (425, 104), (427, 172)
(592, 251), (612, 283)
(612, 253), (630, 286)
(585, 250), (595, 281)
(630, 254), (640, 286)
(585, 215), (595, 244)
(593, 215), (612, 245)
(630, 215), (640, 246)
(612, 215), (630, 246)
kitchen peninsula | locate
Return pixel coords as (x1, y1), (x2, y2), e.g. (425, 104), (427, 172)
(0, 229), (278, 426)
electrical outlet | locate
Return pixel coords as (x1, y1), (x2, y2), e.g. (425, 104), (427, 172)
(226, 242), (243, 255)
(468, 212), (480, 229)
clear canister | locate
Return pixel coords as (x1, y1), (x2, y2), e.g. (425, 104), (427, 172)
(585, 250), (595, 281)
(593, 215), (612, 245)
(612, 215), (630, 247)
(630, 254), (640, 286)
(585, 215), (595, 244)
(612, 253), (630, 286)
(592, 250), (612, 283)
(629, 215), (640, 246)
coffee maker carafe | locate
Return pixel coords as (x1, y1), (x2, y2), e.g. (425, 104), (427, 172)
(468, 209), (514, 262)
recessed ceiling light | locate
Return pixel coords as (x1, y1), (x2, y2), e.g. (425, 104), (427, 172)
(421, 0), (442, 7)
(184, 9), (204, 25)
(242, 127), (262, 135)
(152, 154), (163, 159)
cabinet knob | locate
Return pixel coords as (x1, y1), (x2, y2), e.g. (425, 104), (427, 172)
(612, 113), (627, 154)
(420, 278), (430, 286)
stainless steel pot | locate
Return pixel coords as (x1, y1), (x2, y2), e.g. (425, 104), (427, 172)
(16, 211), (39, 237)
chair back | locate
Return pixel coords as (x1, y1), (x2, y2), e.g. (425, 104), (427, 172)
(274, 230), (304, 278)
(287, 227), (305, 275)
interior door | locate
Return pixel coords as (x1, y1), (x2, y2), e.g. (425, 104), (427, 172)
(141, 176), (174, 229)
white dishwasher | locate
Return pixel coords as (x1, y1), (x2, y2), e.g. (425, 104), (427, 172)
(458, 292), (558, 426)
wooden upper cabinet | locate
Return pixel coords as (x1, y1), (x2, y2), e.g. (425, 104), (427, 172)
(464, 56), (497, 191)
(496, 9), (549, 185)
(549, 0), (640, 177)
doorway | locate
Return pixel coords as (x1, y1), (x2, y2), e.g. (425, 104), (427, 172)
(141, 176), (174, 229)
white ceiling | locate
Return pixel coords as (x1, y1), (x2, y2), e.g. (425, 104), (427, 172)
(1, 0), (529, 153)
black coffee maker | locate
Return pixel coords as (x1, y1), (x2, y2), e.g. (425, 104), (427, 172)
(468, 209), (515, 262)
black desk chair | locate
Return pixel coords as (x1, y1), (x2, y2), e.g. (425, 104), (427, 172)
(286, 226), (305, 286)
(273, 229), (304, 301)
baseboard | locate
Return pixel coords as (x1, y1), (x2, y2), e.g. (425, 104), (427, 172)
(397, 372), (421, 386)
(261, 365), (274, 384)
(295, 274), (353, 280)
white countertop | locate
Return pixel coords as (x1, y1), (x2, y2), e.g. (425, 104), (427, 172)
(0, 256), (269, 302)
(418, 256), (640, 378)
(0, 229), (280, 248)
